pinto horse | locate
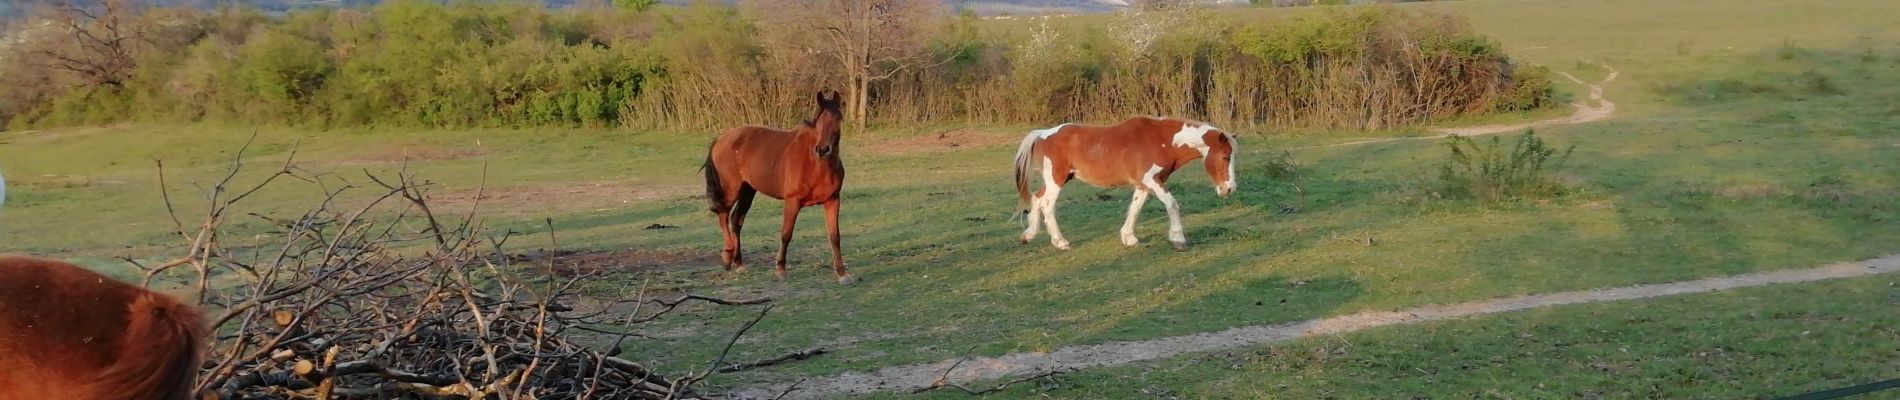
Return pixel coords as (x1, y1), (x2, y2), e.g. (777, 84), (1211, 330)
(0, 255), (207, 400)
(702, 90), (855, 284)
(1013, 116), (1238, 250)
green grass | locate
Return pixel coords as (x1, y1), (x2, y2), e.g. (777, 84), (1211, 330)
(2, 0), (1899, 395)
(874, 275), (1900, 399)
(0, 126), (709, 265)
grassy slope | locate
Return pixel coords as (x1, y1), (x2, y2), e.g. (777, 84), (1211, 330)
(879, 276), (1900, 399)
(0, 0), (1896, 393)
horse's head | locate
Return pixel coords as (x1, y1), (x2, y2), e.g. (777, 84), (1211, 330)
(810, 89), (845, 158)
(1201, 128), (1237, 198)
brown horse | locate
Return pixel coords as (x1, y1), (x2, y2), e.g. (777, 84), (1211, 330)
(702, 90), (855, 284)
(1013, 116), (1238, 250)
(0, 255), (207, 400)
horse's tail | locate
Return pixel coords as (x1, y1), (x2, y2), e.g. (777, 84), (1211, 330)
(702, 142), (727, 214)
(91, 291), (206, 400)
(1014, 125), (1058, 216)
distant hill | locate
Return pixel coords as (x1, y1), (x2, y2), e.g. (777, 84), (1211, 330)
(3, 0), (1264, 19)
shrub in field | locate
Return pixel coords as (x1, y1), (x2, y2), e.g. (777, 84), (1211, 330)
(1225, 7), (1535, 129)
(1496, 64), (1554, 112)
(238, 28), (333, 123)
(1433, 130), (1575, 205)
(1007, 20), (1096, 122)
(1258, 148), (1308, 213)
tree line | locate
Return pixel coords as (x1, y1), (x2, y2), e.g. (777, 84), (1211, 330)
(0, 0), (1552, 132)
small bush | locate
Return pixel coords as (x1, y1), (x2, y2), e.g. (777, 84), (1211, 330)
(1433, 130), (1575, 205)
(1259, 148), (1307, 213)
(1796, 70), (1842, 96)
(1496, 64), (1554, 112)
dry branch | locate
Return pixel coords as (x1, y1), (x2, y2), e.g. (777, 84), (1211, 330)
(144, 144), (819, 399)
(911, 358), (1073, 396)
(716, 348), (829, 373)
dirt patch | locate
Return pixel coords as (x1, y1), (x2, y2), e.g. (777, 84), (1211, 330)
(510, 248), (721, 276)
(862, 128), (1019, 155)
(5, 174), (129, 188)
(730, 254), (1900, 399)
(1434, 65), (1619, 136)
(337, 144), (485, 165)
(0, 124), (131, 145)
(1716, 184), (1782, 199)
(423, 182), (696, 214)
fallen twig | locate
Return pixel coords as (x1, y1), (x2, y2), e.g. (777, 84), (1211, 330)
(718, 348), (830, 373)
(911, 357), (1074, 395)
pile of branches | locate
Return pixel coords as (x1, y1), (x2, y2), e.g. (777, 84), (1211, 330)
(135, 141), (811, 399)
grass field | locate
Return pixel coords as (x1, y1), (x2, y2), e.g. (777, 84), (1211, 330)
(1, 0), (1897, 397)
(880, 275), (1900, 399)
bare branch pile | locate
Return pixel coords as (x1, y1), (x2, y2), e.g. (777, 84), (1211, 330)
(137, 139), (802, 399)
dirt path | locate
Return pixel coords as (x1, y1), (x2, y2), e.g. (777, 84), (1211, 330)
(1289, 64), (1619, 150)
(733, 253), (1900, 399)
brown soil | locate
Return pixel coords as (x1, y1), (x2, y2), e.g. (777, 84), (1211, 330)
(423, 182), (696, 215)
(5, 175), (128, 188)
(1434, 66), (1619, 136)
(0, 124), (131, 145)
(510, 248), (721, 276)
(336, 144), (485, 165)
(862, 128), (1019, 155)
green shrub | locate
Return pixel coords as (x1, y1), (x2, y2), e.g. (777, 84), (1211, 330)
(1496, 64), (1554, 112)
(1222, 7), (1539, 128)
(239, 29), (333, 122)
(1259, 148), (1307, 213)
(1433, 130), (1576, 205)
(1233, 7), (1382, 65)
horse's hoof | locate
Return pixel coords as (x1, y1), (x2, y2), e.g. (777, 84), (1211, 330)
(774, 269), (789, 280)
(1171, 241), (1188, 251)
(836, 274), (858, 285)
(1053, 240), (1072, 250)
(1120, 235), (1140, 246)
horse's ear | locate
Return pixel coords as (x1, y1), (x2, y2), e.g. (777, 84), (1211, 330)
(825, 90), (842, 106)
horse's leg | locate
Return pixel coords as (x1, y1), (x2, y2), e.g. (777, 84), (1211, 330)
(1142, 177), (1188, 251)
(775, 201), (802, 280)
(823, 198), (854, 284)
(1020, 186), (1045, 243)
(1039, 157), (1072, 250)
(727, 186), (758, 273)
(1119, 188), (1151, 246)
(716, 207), (738, 271)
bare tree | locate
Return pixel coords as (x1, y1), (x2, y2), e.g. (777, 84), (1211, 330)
(21, 0), (144, 88)
(750, 0), (946, 134)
